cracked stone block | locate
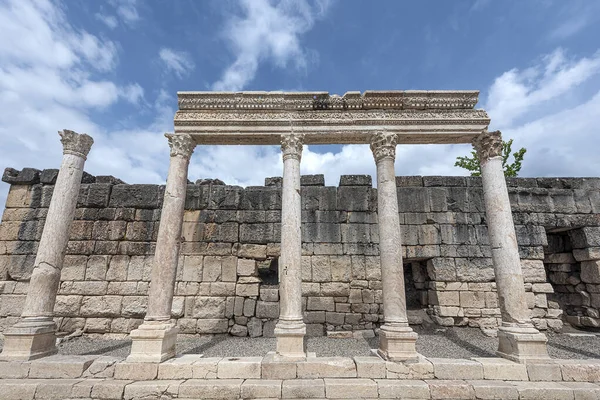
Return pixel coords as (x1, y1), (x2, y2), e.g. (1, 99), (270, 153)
(282, 379), (325, 399)
(217, 357), (262, 379)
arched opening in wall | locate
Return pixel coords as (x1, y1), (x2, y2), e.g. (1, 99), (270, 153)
(258, 257), (279, 286)
(404, 260), (431, 325)
(544, 228), (598, 331)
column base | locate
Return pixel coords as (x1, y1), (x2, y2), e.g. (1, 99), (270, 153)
(126, 321), (178, 363)
(0, 318), (58, 361)
(496, 325), (550, 363)
(377, 324), (419, 362)
(274, 319), (306, 359)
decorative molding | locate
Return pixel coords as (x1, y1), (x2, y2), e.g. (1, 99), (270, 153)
(370, 132), (398, 162)
(473, 130), (503, 162)
(174, 109), (490, 126)
(281, 134), (304, 161)
(165, 133), (195, 159)
(59, 129), (94, 159)
(177, 90), (480, 111)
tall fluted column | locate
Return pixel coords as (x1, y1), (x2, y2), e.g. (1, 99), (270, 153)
(371, 132), (418, 361)
(474, 130), (549, 363)
(0, 130), (93, 361)
(127, 133), (195, 363)
(274, 133), (306, 358)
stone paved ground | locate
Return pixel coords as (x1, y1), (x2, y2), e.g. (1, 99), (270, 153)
(2, 326), (598, 359)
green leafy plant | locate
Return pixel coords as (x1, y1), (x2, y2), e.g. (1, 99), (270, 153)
(455, 139), (526, 177)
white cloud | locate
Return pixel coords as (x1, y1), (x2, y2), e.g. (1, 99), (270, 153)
(213, 0), (332, 91)
(0, 0), (151, 208)
(120, 83), (145, 105)
(159, 48), (195, 78)
(95, 13), (118, 30)
(485, 49), (600, 177)
(113, 0), (139, 24)
(486, 48), (600, 128)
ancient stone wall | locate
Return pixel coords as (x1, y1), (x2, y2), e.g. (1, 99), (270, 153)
(1, 167), (599, 337)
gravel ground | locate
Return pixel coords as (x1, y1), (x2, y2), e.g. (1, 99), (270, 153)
(2, 326), (598, 360)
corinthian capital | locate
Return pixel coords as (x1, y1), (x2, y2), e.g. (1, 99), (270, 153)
(370, 132), (397, 162)
(281, 134), (304, 161)
(472, 130), (503, 163)
(59, 129), (94, 159)
(165, 133), (195, 159)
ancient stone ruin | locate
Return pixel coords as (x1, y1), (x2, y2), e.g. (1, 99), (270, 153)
(1, 91), (599, 399)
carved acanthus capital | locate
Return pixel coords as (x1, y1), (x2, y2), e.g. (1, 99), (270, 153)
(281, 134), (304, 161)
(472, 130), (503, 163)
(370, 132), (398, 162)
(165, 133), (195, 159)
(59, 129), (94, 159)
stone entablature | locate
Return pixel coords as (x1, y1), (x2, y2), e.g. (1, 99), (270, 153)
(174, 91), (490, 145)
(2, 168), (599, 337)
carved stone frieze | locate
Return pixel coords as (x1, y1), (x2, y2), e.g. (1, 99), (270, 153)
(59, 129), (94, 159)
(473, 130), (503, 162)
(281, 134), (304, 161)
(174, 109), (490, 125)
(165, 133), (195, 159)
(177, 90), (480, 111)
(370, 132), (398, 162)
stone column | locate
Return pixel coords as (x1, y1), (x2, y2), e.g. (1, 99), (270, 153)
(0, 130), (93, 361)
(473, 130), (549, 362)
(127, 133), (195, 363)
(274, 133), (306, 358)
(370, 132), (418, 361)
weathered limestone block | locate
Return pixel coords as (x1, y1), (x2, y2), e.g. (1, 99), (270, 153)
(256, 300), (279, 319)
(385, 356), (434, 379)
(91, 380), (131, 400)
(312, 255), (332, 282)
(427, 379), (475, 400)
(237, 258), (256, 276)
(296, 357), (356, 378)
(307, 296), (335, 311)
(570, 227), (600, 248)
(123, 380), (182, 400)
(28, 355), (95, 379)
(241, 379), (282, 399)
(324, 378), (378, 399)
(581, 261), (600, 284)
(430, 358), (483, 380)
(560, 360), (600, 382)
(469, 380), (518, 399)
(354, 356), (386, 378)
(473, 358), (528, 380)
(191, 296), (226, 318)
(260, 287), (279, 302)
(80, 295), (122, 317)
(376, 379), (431, 399)
(202, 256), (222, 281)
(196, 318), (228, 334)
(179, 379), (242, 399)
(427, 258), (457, 281)
(330, 255), (351, 281)
(574, 247), (600, 262)
(217, 357), (262, 379)
(282, 378), (325, 398)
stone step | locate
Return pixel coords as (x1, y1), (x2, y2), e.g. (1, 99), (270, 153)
(1, 378), (599, 399)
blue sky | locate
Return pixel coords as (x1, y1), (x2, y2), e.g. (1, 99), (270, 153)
(1, 0), (600, 206)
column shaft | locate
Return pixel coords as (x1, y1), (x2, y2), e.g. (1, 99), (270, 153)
(275, 134), (306, 358)
(146, 149), (191, 320)
(370, 132), (417, 361)
(0, 130), (93, 361)
(376, 156), (408, 325)
(127, 133), (195, 363)
(474, 130), (548, 362)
